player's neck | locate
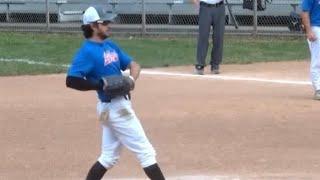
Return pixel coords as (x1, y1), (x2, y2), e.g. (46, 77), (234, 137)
(89, 36), (104, 43)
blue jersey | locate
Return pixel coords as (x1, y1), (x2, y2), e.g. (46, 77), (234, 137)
(67, 39), (133, 102)
(301, 0), (320, 26)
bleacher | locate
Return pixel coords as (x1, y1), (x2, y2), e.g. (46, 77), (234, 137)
(0, 0), (301, 25)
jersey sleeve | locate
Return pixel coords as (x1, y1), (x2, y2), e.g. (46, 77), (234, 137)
(108, 40), (133, 71)
(67, 48), (94, 78)
(301, 0), (313, 12)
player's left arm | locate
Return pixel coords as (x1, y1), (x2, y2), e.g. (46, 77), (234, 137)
(128, 61), (141, 81)
(109, 40), (141, 81)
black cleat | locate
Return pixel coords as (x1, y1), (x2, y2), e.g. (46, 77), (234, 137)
(195, 65), (204, 75)
(211, 65), (220, 74)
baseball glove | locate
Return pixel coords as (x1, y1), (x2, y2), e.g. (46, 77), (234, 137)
(101, 75), (134, 98)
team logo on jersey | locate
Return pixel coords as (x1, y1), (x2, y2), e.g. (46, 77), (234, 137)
(103, 50), (119, 66)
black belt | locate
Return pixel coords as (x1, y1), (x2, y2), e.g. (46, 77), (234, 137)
(102, 98), (112, 103)
(102, 94), (130, 103)
(200, 1), (224, 7)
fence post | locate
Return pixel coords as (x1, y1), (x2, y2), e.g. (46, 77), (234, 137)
(141, 0), (146, 35)
(168, 2), (173, 24)
(46, 0), (50, 32)
(253, 0), (257, 36)
(5, 3), (10, 22)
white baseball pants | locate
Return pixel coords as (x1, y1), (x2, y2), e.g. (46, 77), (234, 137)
(96, 97), (157, 169)
(308, 26), (320, 91)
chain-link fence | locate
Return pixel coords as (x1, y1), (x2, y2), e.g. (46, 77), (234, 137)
(0, 0), (303, 36)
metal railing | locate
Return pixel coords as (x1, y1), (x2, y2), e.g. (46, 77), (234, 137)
(0, 0), (304, 36)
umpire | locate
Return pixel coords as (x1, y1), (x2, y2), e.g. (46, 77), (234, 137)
(194, 0), (225, 75)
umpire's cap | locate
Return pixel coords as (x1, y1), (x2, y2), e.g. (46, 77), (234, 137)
(83, 6), (117, 25)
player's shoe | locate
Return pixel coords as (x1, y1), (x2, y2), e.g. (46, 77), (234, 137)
(211, 65), (220, 74)
(195, 65), (204, 75)
(314, 90), (320, 100)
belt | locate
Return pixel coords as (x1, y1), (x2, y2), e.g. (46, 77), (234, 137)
(200, 1), (224, 7)
(101, 94), (130, 103)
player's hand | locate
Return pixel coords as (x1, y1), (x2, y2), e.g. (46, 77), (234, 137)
(307, 31), (317, 42)
(193, 0), (199, 5)
(193, 0), (200, 9)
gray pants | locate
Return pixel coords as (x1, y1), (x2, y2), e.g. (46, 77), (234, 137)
(196, 3), (225, 67)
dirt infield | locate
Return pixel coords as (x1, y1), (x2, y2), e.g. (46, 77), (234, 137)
(1, 61), (320, 180)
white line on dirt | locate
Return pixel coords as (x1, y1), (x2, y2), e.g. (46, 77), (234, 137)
(0, 58), (69, 67)
(0, 58), (311, 86)
(142, 70), (311, 85)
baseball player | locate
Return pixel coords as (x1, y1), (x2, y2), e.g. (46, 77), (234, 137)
(66, 6), (165, 180)
(301, 0), (320, 100)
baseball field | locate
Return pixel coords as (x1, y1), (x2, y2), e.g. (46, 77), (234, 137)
(0, 33), (319, 180)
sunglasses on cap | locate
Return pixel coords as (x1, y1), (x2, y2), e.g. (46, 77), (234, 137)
(96, 20), (111, 25)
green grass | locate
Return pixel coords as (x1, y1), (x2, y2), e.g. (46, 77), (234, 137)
(0, 61), (65, 76)
(0, 32), (310, 76)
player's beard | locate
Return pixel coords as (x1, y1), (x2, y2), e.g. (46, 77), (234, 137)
(98, 31), (108, 40)
(98, 27), (111, 40)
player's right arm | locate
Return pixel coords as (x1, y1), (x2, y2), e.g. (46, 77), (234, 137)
(66, 49), (102, 91)
(66, 76), (102, 91)
(301, 12), (317, 41)
(301, 0), (317, 41)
